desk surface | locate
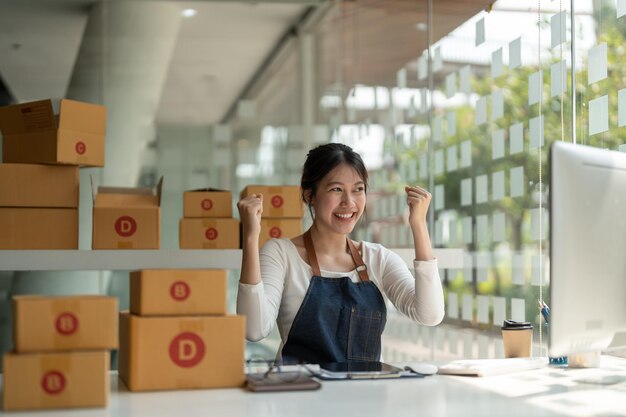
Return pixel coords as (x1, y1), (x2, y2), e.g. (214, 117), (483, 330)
(2, 357), (626, 417)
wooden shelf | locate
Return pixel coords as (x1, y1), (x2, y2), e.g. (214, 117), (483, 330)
(0, 250), (243, 271)
(0, 248), (463, 272)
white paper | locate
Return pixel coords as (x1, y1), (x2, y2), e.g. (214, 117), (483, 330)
(462, 294), (474, 321)
(528, 70), (543, 105)
(446, 72), (457, 98)
(510, 122), (524, 154)
(492, 171), (505, 201)
(462, 216), (473, 244)
(397, 68), (407, 89)
(509, 37), (522, 69)
(433, 114), (443, 142)
(447, 145), (458, 172)
(492, 129), (505, 160)
(531, 207), (546, 240)
(492, 48), (503, 78)
(477, 295), (489, 324)
(460, 65), (471, 94)
(476, 96), (487, 125)
(435, 184), (445, 210)
(408, 158), (418, 182)
(529, 115), (544, 149)
(588, 43), (607, 84)
(512, 253), (525, 285)
(476, 174), (488, 204)
(551, 11), (566, 48)
(461, 178), (472, 206)
(551, 60), (567, 97)
(433, 46), (443, 72)
(510, 166), (524, 198)
(435, 149), (444, 175)
(491, 89), (504, 120)
(493, 297), (506, 328)
(493, 211), (506, 242)
(477, 215), (489, 244)
(461, 140), (472, 168)
(619, 88), (626, 127)
(512, 298), (526, 322)
(589, 95), (609, 135)
(446, 111), (456, 138)
(476, 17), (485, 46)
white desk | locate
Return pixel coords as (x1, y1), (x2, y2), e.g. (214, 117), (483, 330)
(3, 357), (626, 417)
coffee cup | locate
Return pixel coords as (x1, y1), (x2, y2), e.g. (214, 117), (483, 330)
(501, 319), (533, 358)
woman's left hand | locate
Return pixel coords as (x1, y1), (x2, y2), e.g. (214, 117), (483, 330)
(405, 185), (431, 229)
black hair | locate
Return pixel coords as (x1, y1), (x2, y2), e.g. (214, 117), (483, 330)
(300, 143), (368, 218)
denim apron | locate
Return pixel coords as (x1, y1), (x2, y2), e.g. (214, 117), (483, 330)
(281, 230), (387, 364)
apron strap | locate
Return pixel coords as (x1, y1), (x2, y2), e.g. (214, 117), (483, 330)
(346, 237), (370, 282)
(303, 230), (322, 277)
(303, 230), (370, 282)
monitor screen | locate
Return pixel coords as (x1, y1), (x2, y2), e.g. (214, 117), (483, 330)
(549, 142), (626, 357)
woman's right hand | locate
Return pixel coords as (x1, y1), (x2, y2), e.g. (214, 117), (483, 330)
(237, 193), (263, 238)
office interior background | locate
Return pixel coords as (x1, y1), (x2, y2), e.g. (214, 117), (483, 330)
(0, 0), (625, 364)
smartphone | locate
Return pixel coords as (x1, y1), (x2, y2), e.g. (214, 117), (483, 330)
(246, 372), (321, 392)
(317, 361), (403, 379)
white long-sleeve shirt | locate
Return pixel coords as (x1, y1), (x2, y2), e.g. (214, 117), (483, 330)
(236, 238), (445, 352)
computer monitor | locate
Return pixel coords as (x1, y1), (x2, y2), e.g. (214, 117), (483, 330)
(549, 141), (626, 357)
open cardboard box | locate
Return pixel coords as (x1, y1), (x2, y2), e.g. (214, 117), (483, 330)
(91, 176), (163, 249)
(0, 99), (106, 167)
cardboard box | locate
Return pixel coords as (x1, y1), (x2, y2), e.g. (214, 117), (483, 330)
(0, 208), (78, 249)
(183, 189), (232, 218)
(13, 295), (118, 353)
(130, 269), (227, 316)
(0, 99), (106, 167)
(179, 218), (240, 249)
(92, 177), (163, 249)
(240, 185), (303, 218)
(118, 312), (245, 391)
(2, 351), (109, 411)
(259, 218), (303, 247)
(0, 164), (79, 208)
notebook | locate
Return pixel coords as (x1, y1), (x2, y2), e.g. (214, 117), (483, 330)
(437, 357), (548, 377)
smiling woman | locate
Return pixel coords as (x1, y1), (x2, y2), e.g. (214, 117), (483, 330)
(236, 143), (445, 365)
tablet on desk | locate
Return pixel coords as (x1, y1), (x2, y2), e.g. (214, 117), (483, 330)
(317, 361), (404, 379)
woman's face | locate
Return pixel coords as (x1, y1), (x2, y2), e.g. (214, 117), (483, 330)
(310, 163), (366, 236)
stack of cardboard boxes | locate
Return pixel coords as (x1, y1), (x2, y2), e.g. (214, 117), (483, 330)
(240, 185), (304, 246)
(0, 99), (106, 249)
(179, 188), (240, 249)
(118, 269), (245, 391)
(2, 295), (118, 411)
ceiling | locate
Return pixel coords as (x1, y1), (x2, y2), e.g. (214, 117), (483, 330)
(0, 0), (493, 128)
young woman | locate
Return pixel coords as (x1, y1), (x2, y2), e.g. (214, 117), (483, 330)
(236, 143), (444, 364)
